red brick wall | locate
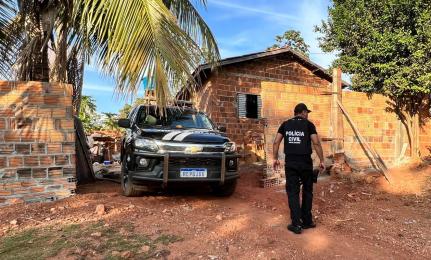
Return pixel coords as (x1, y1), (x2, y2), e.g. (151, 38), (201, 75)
(420, 125), (431, 157)
(192, 54), (330, 162)
(192, 54), (431, 181)
(341, 92), (406, 166)
(261, 82), (331, 178)
(419, 111), (431, 157)
(0, 81), (75, 206)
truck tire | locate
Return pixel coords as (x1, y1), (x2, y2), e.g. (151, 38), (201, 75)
(121, 158), (141, 197)
(212, 179), (237, 197)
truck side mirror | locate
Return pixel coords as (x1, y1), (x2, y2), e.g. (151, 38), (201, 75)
(217, 125), (226, 132)
(118, 118), (131, 128)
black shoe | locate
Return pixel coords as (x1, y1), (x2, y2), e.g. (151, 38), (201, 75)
(287, 224), (302, 234)
(302, 222), (316, 229)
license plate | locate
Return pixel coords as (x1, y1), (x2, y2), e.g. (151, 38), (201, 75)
(180, 168), (207, 178)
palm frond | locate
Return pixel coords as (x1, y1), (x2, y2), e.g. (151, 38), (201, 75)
(0, 0), (18, 78)
(74, 0), (219, 109)
(165, 0), (219, 65)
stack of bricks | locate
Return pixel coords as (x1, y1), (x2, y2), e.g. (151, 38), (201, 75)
(0, 81), (76, 206)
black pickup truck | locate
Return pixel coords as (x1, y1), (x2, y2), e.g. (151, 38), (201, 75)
(117, 104), (239, 196)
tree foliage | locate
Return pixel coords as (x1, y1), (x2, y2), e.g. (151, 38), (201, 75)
(315, 0), (431, 115)
(101, 112), (121, 133)
(268, 30), (310, 56)
(78, 95), (100, 132)
(118, 97), (148, 119)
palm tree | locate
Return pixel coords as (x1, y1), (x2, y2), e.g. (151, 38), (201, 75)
(101, 112), (120, 133)
(0, 0), (219, 112)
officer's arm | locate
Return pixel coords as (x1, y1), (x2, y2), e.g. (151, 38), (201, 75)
(272, 133), (283, 160)
(311, 134), (324, 164)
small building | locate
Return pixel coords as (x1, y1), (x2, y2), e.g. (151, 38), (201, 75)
(181, 47), (431, 186)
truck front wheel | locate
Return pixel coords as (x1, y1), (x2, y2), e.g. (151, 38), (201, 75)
(121, 158), (142, 197)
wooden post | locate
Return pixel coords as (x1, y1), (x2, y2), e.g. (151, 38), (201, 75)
(412, 114), (420, 157)
(331, 68), (344, 155)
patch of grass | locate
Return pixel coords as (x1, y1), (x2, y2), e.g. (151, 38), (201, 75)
(0, 227), (71, 260)
(0, 221), (182, 259)
(155, 234), (184, 245)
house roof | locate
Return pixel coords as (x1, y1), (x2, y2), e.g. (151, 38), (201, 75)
(193, 46), (350, 87)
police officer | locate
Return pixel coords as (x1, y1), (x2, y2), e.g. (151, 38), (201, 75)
(272, 103), (325, 234)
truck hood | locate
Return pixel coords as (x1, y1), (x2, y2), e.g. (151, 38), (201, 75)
(139, 128), (229, 144)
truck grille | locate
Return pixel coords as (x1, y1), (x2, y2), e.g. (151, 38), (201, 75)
(159, 144), (225, 153)
(168, 158), (221, 179)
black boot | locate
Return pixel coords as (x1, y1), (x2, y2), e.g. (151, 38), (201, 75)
(287, 224), (302, 234)
(302, 222), (316, 229)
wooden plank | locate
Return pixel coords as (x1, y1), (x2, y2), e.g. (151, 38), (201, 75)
(74, 116), (95, 184)
(336, 100), (391, 183)
(331, 68), (344, 156)
(413, 114), (420, 157)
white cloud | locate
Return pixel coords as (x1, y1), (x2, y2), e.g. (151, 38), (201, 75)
(83, 84), (115, 92)
(207, 0), (299, 21)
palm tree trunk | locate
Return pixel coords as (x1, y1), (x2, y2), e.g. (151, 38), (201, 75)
(67, 47), (85, 114)
(51, 23), (68, 82)
(31, 35), (50, 81)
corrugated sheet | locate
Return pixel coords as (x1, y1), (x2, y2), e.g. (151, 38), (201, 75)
(237, 93), (262, 119)
(237, 93), (247, 118)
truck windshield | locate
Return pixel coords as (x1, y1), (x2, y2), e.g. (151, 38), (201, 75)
(136, 107), (214, 130)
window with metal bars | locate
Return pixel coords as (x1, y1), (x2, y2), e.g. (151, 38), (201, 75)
(237, 93), (262, 119)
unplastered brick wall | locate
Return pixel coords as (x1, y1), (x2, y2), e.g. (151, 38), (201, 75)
(419, 117), (431, 157)
(193, 54), (330, 162)
(0, 81), (75, 206)
(261, 82), (428, 178)
(261, 82), (332, 179)
(341, 92), (405, 166)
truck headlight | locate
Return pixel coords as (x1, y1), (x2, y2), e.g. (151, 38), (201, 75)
(224, 142), (236, 153)
(134, 138), (159, 152)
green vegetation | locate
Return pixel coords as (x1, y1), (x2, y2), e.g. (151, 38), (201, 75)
(0, 0), (219, 111)
(79, 95), (124, 134)
(79, 95), (100, 132)
(315, 0), (431, 116)
(268, 30), (310, 56)
(102, 112), (122, 133)
(0, 221), (182, 260)
(118, 97), (148, 119)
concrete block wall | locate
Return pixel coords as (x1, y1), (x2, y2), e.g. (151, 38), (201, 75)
(0, 81), (76, 206)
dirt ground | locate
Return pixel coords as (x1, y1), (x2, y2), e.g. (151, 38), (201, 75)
(1, 161), (431, 260)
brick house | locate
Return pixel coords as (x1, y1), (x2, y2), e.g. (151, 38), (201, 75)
(181, 47), (431, 184)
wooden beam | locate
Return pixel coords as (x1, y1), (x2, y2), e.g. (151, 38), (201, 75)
(331, 68), (344, 154)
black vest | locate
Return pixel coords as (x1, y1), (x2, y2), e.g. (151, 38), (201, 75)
(282, 116), (312, 155)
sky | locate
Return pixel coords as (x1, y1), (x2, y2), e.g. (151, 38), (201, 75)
(83, 0), (336, 114)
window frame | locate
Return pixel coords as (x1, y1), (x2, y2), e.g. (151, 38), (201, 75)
(237, 93), (262, 119)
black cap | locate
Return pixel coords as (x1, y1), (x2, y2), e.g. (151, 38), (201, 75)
(294, 103), (312, 114)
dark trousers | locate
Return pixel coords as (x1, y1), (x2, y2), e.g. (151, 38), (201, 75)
(285, 161), (314, 226)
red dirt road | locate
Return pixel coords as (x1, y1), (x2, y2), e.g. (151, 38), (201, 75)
(1, 162), (430, 259)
